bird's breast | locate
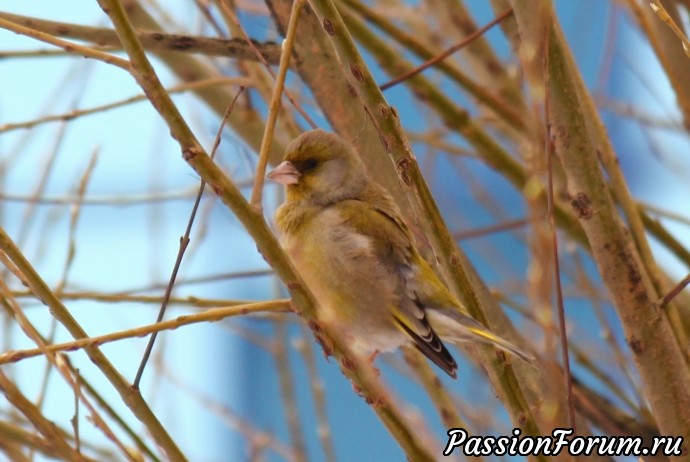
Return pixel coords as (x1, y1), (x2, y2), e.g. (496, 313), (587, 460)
(279, 207), (405, 353)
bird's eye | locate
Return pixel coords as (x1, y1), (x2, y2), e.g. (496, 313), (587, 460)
(300, 157), (318, 172)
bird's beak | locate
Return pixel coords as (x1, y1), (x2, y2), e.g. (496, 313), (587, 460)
(267, 161), (301, 186)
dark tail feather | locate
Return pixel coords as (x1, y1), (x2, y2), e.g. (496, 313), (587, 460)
(395, 317), (458, 379)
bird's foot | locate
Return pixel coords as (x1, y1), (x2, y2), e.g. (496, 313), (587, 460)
(366, 350), (381, 377)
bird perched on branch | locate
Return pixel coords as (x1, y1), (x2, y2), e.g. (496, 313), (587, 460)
(268, 129), (532, 378)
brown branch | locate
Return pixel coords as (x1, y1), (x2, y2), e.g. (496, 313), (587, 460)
(380, 7), (513, 90)
(250, 0), (306, 208)
(0, 300), (290, 365)
(658, 273), (690, 308)
(0, 77), (250, 134)
(0, 371), (94, 462)
(0, 15), (128, 69)
(133, 86), (245, 388)
(0, 12), (282, 63)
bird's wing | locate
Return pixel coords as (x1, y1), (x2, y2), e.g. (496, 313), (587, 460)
(427, 310), (535, 363)
(335, 198), (458, 378)
(337, 197), (533, 366)
(364, 188), (468, 314)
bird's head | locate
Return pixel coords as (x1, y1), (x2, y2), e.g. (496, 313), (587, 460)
(267, 129), (368, 205)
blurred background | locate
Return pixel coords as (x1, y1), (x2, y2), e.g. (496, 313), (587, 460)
(1, 0), (689, 461)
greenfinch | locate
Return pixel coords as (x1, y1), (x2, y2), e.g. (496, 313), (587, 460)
(268, 129), (532, 378)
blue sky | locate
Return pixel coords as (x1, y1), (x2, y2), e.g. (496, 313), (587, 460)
(1, 2), (689, 461)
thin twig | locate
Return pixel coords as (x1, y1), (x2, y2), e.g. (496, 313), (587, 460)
(275, 321), (308, 461)
(133, 86), (245, 388)
(71, 369), (81, 454)
(194, 0), (227, 36)
(0, 12), (282, 63)
(453, 218), (529, 241)
(380, 7), (513, 90)
(34, 148), (99, 443)
(0, 300), (290, 365)
(250, 0), (306, 208)
(0, 16), (129, 69)
(658, 273), (690, 308)
(641, 201), (690, 226)
(0, 77), (251, 134)
(293, 333), (337, 462)
(114, 268), (271, 294)
(164, 366), (299, 462)
(401, 347), (468, 431)
(12, 290), (252, 308)
(0, 188), (201, 206)
(215, 0), (316, 129)
(544, 23), (576, 431)
(0, 48), (105, 58)
(571, 252), (643, 413)
(340, 0), (526, 131)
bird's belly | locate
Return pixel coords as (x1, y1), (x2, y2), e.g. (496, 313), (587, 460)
(283, 229), (405, 354)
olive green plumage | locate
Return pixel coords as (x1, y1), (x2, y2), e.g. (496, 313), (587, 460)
(268, 129), (532, 378)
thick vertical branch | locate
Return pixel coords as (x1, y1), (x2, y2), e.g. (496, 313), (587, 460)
(519, 5), (690, 448)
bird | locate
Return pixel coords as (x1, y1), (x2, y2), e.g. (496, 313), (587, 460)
(267, 129), (533, 378)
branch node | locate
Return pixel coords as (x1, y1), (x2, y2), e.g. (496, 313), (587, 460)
(182, 146), (202, 161)
(349, 62), (365, 82)
(395, 157), (413, 185)
(570, 192), (594, 219)
(628, 336), (644, 355)
(322, 17), (336, 35)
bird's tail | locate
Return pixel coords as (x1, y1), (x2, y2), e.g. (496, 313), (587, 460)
(428, 310), (535, 363)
